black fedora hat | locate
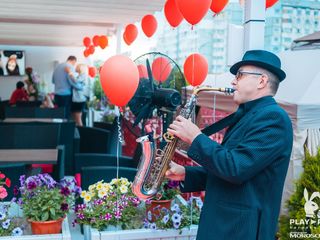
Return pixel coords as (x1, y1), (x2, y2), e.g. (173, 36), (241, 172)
(230, 50), (286, 81)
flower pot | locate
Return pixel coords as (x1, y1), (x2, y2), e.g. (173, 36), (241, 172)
(28, 217), (65, 235)
(147, 199), (172, 222)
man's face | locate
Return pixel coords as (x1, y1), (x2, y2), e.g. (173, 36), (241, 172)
(231, 65), (263, 105)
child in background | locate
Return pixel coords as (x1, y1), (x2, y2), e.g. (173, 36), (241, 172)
(9, 81), (29, 105)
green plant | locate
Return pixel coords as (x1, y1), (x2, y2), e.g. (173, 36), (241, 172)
(74, 178), (145, 231)
(152, 180), (180, 201)
(278, 148), (320, 239)
(17, 174), (81, 222)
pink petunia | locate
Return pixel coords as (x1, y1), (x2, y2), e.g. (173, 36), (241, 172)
(0, 186), (8, 199)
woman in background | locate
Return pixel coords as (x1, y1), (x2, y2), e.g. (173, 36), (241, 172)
(68, 64), (88, 126)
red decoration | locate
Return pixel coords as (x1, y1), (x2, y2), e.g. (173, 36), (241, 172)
(83, 37), (91, 47)
(88, 45), (95, 55)
(164, 0), (184, 28)
(92, 35), (100, 47)
(210, 0), (229, 14)
(152, 57), (172, 83)
(100, 55), (139, 107)
(83, 48), (90, 58)
(175, 0), (211, 26)
(124, 24), (138, 45)
(88, 66), (97, 78)
(183, 53), (208, 86)
(266, 0), (278, 8)
(137, 64), (148, 79)
(99, 35), (108, 49)
(141, 15), (158, 38)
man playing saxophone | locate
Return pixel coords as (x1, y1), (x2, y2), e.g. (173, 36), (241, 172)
(166, 50), (293, 240)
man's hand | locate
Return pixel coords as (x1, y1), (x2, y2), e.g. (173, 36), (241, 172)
(165, 161), (186, 181)
(167, 115), (201, 145)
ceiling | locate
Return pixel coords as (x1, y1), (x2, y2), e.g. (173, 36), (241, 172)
(0, 0), (164, 46)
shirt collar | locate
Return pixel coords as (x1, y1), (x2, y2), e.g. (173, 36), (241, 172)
(238, 95), (276, 114)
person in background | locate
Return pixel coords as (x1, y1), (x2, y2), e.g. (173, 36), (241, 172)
(40, 94), (54, 109)
(52, 55), (77, 118)
(6, 54), (20, 76)
(0, 53), (4, 76)
(9, 81), (29, 105)
(68, 64), (88, 126)
(165, 50), (293, 240)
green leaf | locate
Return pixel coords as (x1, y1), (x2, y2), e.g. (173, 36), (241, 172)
(42, 211), (49, 221)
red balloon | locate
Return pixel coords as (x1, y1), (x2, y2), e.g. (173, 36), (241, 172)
(266, 0), (278, 8)
(92, 35), (100, 47)
(164, 0), (184, 28)
(137, 64), (148, 79)
(183, 53), (208, 86)
(152, 57), (172, 83)
(83, 48), (90, 58)
(88, 66), (97, 78)
(175, 0), (211, 26)
(88, 45), (95, 55)
(83, 37), (91, 47)
(124, 24), (138, 45)
(99, 35), (108, 49)
(100, 55), (139, 107)
(141, 15), (158, 38)
(210, 0), (228, 14)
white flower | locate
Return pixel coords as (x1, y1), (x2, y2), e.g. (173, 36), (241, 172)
(12, 227), (23, 236)
(150, 223), (157, 230)
(2, 219), (11, 229)
(84, 193), (92, 202)
(119, 185), (128, 194)
(96, 183), (103, 190)
(171, 204), (180, 212)
(98, 189), (107, 198)
(120, 178), (129, 186)
(196, 199), (203, 209)
(110, 178), (120, 185)
(173, 220), (181, 229)
(171, 213), (182, 223)
(0, 212), (6, 220)
(162, 214), (169, 224)
(147, 211), (152, 221)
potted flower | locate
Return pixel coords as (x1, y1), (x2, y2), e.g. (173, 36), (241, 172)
(0, 171), (24, 237)
(74, 178), (145, 231)
(146, 180), (180, 221)
(145, 196), (202, 231)
(16, 174), (81, 235)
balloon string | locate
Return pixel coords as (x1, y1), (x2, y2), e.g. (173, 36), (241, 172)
(115, 106), (123, 231)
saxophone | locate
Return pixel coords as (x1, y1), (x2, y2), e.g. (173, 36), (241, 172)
(132, 86), (235, 200)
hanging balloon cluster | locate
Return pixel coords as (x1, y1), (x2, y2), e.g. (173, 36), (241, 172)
(83, 35), (108, 58)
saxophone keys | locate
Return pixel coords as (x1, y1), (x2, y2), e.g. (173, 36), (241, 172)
(163, 132), (175, 142)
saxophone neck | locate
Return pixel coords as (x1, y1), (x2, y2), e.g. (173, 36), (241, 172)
(192, 86), (235, 95)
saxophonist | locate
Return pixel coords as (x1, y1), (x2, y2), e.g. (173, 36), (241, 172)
(166, 50), (293, 240)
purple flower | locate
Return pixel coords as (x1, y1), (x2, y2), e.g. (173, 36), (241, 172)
(104, 213), (112, 220)
(162, 214), (169, 224)
(77, 213), (85, 220)
(13, 186), (19, 196)
(114, 210), (122, 219)
(27, 181), (37, 190)
(61, 203), (69, 211)
(60, 187), (71, 196)
(167, 180), (179, 188)
(19, 175), (26, 186)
